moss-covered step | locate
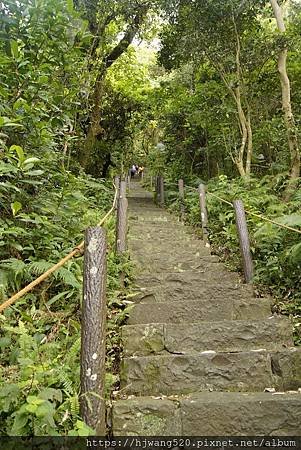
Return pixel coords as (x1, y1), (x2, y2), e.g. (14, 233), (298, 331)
(112, 392), (301, 435)
(120, 349), (301, 396)
(127, 297), (272, 325)
(120, 351), (272, 395)
(122, 317), (294, 356)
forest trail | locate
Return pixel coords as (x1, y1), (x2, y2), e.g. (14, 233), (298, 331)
(112, 182), (301, 435)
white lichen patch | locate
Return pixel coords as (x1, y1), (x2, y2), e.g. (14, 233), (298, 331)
(86, 368), (92, 377)
(143, 325), (158, 339)
(87, 238), (98, 253)
(90, 266), (98, 276)
(90, 374), (97, 381)
(92, 353), (98, 360)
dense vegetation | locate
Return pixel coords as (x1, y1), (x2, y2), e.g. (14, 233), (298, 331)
(0, 0), (301, 436)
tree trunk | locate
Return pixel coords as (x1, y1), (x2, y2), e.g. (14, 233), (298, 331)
(270, 0), (300, 180)
(80, 5), (149, 170)
(245, 108), (253, 177)
(79, 72), (106, 169)
(234, 86), (247, 177)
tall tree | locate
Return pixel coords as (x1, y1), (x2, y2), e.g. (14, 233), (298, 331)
(159, 0), (267, 178)
(76, 0), (151, 169)
(270, 0), (300, 180)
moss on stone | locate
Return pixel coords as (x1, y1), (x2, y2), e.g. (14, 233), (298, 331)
(136, 412), (167, 434)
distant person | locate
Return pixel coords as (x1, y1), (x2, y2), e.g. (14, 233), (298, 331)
(130, 164), (137, 178)
(138, 166), (144, 178)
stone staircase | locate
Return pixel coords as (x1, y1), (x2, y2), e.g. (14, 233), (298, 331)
(112, 183), (301, 435)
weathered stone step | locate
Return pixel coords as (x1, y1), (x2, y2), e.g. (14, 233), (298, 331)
(135, 268), (241, 287)
(130, 244), (210, 258)
(127, 297), (272, 325)
(120, 349), (301, 396)
(133, 258), (225, 274)
(131, 281), (254, 304)
(122, 317), (294, 356)
(130, 223), (197, 232)
(112, 392), (301, 435)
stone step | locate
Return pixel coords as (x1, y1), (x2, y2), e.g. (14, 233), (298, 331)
(133, 258), (226, 274)
(122, 317), (294, 356)
(127, 297), (272, 325)
(120, 349), (301, 396)
(135, 268), (241, 287)
(130, 244), (211, 258)
(112, 392), (301, 435)
(131, 282), (254, 304)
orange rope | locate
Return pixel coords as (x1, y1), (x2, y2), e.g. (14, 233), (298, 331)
(0, 185), (118, 314)
(206, 190), (301, 235)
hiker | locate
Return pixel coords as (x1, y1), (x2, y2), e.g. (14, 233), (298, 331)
(130, 164), (137, 178)
(138, 166), (144, 178)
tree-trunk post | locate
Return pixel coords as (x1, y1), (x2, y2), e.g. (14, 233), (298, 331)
(159, 175), (165, 207)
(198, 183), (209, 244)
(155, 176), (159, 203)
(116, 180), (128, 253)
(114, 176), (120, 211)
(233, 199), (254, 283)
(127, 172), (131, 191)
(150, 176), (153, 190)
(178, 179), (185, 217)
(80, 227), (107, 435)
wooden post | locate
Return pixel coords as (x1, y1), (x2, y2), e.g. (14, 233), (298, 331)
(150, 176), (153, 190)
(127, 172), (131, 190)
(198, 183), (209, 244)
(155, 176), (159, 203)
(233, 199), (254, 283)
(178, 179), (185, 217)
(80, 227), (107, 434)
(114, 176), (120, 211)
(116, 180), (128, 253)
(159, 176), (164, 207)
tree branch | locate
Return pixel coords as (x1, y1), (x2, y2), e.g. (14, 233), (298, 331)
(103, 5), (149, 70)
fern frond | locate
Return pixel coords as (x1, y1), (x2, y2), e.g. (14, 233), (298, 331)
(55, 267), (80, 288)
(58, 371), (73, 395)
(27, 260), (53, 276)
(66, 338), (81, 364)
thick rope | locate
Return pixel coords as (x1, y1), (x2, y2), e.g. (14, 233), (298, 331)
(206, 190), (301, 235)
(0, 186), (119, 314)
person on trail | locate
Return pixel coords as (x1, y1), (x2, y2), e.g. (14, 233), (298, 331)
(130, 164), (137, 178)
(138, 166), (144, 178)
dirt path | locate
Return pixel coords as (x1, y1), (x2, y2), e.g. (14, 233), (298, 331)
(112, 182), (301, 435)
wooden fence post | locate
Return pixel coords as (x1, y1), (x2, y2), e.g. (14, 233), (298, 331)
(80, 227), (107, 435)
(114, 176), (120, 211)
(178, 179), (185, 217)
(233, 199), (254, 283)
(159, 176), (165, 207)
(127, 172), (131, 190)
(198, 183), (209, 244)
(116, 180), (128, 253)
(155, 176), (159, 203)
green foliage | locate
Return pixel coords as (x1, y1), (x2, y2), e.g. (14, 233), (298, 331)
(163, 175), (301, 344)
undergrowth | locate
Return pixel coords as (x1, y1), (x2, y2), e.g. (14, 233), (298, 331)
(0, 148), (133, 435)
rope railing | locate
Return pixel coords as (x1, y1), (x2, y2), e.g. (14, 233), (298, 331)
(0, 184), (119, 314)
(206, 190), (301, 235)
(185, 185), (301, 235)
(156, 176), (301, 283)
